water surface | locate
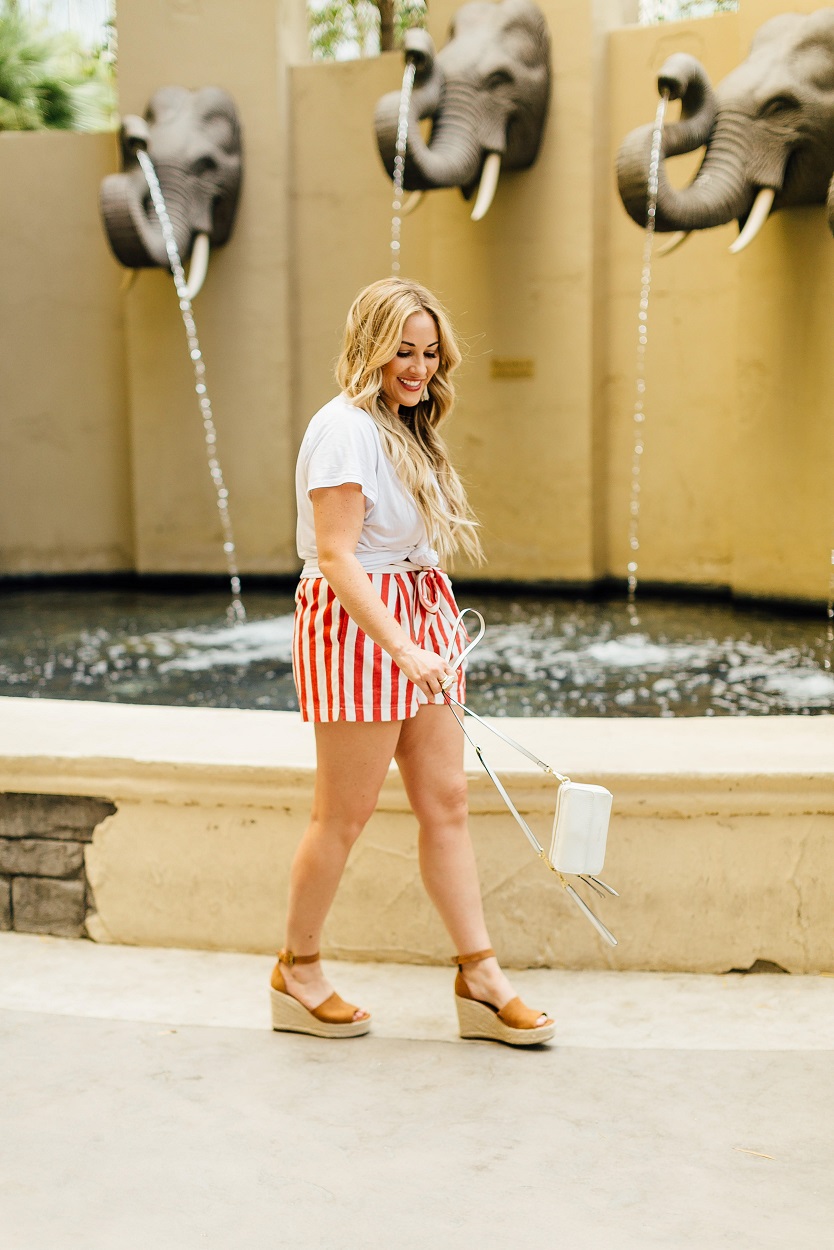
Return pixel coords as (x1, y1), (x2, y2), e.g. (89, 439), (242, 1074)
(1, 585), (832, 717)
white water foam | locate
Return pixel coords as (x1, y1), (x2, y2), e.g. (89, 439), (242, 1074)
(762, 672), (834, 705)
(145, 618), (296, 672)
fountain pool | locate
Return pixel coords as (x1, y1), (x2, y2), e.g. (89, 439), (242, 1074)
(1, 584), (833, 717)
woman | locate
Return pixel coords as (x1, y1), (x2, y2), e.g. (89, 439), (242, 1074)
(270, 277), (554, 1046)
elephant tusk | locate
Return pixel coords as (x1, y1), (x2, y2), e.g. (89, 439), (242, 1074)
(182, 232), (210, 299)
(401, 190), (424, 216)
(657, 231), (690, 257)
(729, 188), (775, 255)
(470, 152), (501, 222)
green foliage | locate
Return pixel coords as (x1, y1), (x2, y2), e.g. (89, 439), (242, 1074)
(675, 0), (737, 14)
(394, 0), (427, 46)
(639, 0), (737, 20)
(309, 0), (427, 61)
(309, 0), (377, 61)
(0, 4), (116, 131)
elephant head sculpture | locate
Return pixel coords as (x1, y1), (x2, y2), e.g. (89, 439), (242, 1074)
(617, 10), (834, 253)
(100, 86), (242, 298)
(374, 0), (550, 221)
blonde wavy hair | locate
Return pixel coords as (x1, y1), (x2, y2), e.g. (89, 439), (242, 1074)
(336, 277), (483, 566)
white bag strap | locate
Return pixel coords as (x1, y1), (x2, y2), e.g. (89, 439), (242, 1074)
(444, 697), (545, 857)
(442, 609), (569, 783)
(446, 695), (618, 946)
(446, 692), (569, 783)
(443, 607), (486, 672)
(442, 606), (619, 947)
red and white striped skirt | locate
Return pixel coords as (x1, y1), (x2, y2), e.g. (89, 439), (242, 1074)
(292, 568), (467, 722)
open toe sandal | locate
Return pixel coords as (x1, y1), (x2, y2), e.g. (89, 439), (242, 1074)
(453, 948), (555, 1046)
(270, 950), (371, 1039)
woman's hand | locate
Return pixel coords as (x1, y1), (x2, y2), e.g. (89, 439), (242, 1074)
(394, 641), (455, 700)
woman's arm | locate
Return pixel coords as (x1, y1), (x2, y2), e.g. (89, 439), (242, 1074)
(312, 483), (451, 700)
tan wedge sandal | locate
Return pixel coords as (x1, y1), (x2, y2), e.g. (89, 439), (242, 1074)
(270, 950), (371, 1039)
(453, 948), (555, 1046)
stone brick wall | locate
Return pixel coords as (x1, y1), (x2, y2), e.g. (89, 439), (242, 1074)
(0, 793), (116, 938)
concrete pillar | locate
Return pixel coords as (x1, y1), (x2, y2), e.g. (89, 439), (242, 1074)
(0, 132), (133, 575)
(116, 0), (308, 574)
(292, 0), (640, 586)
(731, 0), (834, 603)
(420, 0), (639, 583)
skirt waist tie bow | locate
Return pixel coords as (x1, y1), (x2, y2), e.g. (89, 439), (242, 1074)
(415, 568), (442, 648)
(414, 568), (468, 663)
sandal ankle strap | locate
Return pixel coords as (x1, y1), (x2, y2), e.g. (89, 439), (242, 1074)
(277, 948), (320, 967)
(451, 947), (495, 968)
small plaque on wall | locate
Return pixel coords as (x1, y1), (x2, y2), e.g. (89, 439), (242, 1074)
(490, 358), (535, 379)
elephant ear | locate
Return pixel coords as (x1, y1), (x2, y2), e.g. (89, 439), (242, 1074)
(190, 86), (243, 247)
(799, 10), (834, 93)
(747, 12), (804, 54)
(505, 2), (551, 151)
(749, 11), (834, 91)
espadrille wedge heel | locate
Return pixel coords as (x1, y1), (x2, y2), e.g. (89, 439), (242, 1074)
(453, 948), (555, 1046)
(270, 950), (371, 1039)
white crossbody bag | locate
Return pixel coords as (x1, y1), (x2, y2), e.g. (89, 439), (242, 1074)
(442, 609), (618, 947)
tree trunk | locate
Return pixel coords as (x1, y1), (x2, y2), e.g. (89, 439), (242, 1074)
(377, 0), (395, 52)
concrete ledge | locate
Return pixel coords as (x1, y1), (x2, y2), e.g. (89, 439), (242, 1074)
(0, 697), (832, 972)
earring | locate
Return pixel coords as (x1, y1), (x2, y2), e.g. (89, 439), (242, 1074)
(421, 386), (430, 402)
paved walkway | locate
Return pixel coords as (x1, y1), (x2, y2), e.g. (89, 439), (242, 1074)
(1, 935), (832, 1249)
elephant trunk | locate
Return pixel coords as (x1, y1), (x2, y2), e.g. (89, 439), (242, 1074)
(403, 82), (487, 191)
(376, 78), (488, 192)
(653, 111), (753, 232)
(100, 160), (196, 270)
(618, 55), (753, 233)
(619, 109), (752, 233)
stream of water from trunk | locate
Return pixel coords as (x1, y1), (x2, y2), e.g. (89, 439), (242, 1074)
(136, 149), (245, 625)
(626, 93), (668, 627)
(824, 545), (834, 670)
(390, 61), (417, 275)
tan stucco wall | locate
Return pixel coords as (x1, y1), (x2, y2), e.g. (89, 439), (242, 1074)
(114, 0), (308, 574)
(2, 0), (833, 602)
(2, 698), (833, 973)
(291, 0), (834, 600)
(731, 0), (834, 601)
(605, 0), (834, 603)
(0, 132), (133, 575)
(293, 0), (641, 584)
(605, 13), (742, 592)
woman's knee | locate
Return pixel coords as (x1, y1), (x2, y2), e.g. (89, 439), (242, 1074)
(413, 775), (469, 831)
(309, 802), (373, 850)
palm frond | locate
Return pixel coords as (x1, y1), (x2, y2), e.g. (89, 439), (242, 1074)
(0, 9), (115, 131)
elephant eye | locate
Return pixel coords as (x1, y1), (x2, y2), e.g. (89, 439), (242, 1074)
(192, 155), (219, 176)
(486, 69), (514, 90)
(760, 94), (799, 118)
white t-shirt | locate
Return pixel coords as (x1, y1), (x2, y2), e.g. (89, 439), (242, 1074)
(296, 395), (440, 576)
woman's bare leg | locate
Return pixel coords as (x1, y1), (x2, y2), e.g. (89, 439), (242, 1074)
(395, 703), (546, 1019)
(281, 719), (401, 1018)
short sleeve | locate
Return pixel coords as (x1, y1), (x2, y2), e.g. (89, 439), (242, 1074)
(303, 406), (379, 506)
